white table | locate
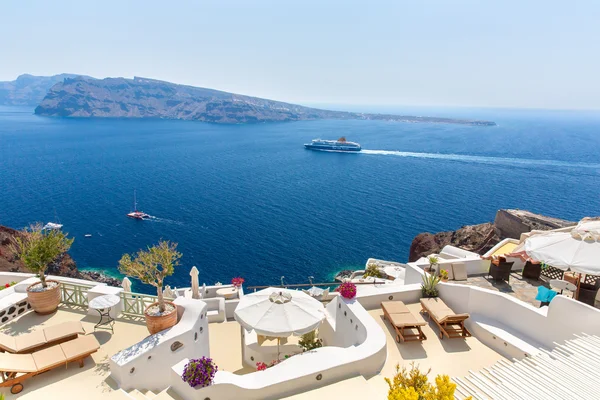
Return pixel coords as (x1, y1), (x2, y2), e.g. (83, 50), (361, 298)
(216, 287), (238, 299)
(550, 279), (577, 296)
(89, 294), (120, 332)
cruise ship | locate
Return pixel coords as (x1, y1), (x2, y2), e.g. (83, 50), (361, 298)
(304, 137), (361, 152)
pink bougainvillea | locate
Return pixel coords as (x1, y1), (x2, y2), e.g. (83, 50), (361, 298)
(231, 277), (245, 288)
(336, 282), (357, 299)
(256, 362), (267, 371)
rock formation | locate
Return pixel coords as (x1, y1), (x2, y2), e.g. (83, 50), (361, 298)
(0, 74), (90, 107)
(408, 209), (576, 262)
(0, 225), (121, 287)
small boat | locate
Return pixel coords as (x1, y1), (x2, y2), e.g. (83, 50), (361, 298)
(304, 137), (361, 152)
(127, 190), (150, 220)
(43, 222), (63, 230)
(84, 234), (92, 238)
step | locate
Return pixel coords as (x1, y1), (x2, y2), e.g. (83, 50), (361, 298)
(154, 388), (183, 400)
(281, 375), (375, 399)
(128, 389), (151, 400)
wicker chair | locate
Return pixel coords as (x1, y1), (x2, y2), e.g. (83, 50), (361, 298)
(522, 261), (542, 280)
(488, 261), (514, 282)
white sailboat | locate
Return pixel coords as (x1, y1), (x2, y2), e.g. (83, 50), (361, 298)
(127, 190), (150, 220)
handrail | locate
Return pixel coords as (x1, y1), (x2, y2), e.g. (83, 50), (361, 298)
(61, 282), (96, 307)
(121, 291), (175, 317)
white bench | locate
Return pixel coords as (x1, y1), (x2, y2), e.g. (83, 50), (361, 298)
(202, 297), (225, 323)
(469, 314), (544, 359)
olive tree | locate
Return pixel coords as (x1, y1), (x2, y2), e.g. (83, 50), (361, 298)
(12, 223), (74, 289)
(118, 240), (182, 313)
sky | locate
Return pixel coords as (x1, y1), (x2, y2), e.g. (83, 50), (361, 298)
(1, 0), (599, 110)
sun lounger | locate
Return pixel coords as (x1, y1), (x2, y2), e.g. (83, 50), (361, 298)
(420, 298), (471, 339)
(0, 334), (100, 394)
(0, 321), (85, 354)
(381, 301), (427, 342)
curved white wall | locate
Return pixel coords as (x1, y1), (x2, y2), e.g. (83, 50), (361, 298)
(171, 296), (387, 400)
(109, 297), (209, 392)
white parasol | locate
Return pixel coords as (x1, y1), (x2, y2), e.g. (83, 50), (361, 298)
(122, 277), (132, 293)
(190, 266), (200, 299)
(524, 221), (600, 275)
(234, 287), (325, 337)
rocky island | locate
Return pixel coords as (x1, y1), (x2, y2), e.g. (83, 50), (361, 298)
(0, 74), (90, 107)
(33, 76), (497, 126)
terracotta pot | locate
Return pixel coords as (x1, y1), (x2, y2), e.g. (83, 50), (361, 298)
(144, 301), (178, 334)
(27, 280), (61, 314)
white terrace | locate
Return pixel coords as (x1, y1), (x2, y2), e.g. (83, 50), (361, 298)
(1, 256), (600, 400)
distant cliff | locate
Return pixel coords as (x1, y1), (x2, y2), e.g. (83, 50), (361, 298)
(408, 209), (576, 261)
(0, 74), (90, 107)
(0, 225), (120, 286)
(35, 76), (497, 126)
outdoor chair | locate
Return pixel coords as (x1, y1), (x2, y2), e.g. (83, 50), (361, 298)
(0, 321), (85, 354)
(0, 334), (100, 394)
(522, 261), (542, 280)
(381, 301), (427, 342)
(488, 261), (514, 282)
(420, 297), (471, 339)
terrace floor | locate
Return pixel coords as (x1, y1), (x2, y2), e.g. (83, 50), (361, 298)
(455, 272), (576, 307)
(0, 305), (247, 399)
(365, 303), (505, 397)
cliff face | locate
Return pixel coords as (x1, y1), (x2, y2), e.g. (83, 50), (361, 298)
(35, 76), (496, 126)
(0, 74), (90, 107)
(408, 209), (576, 262)
(0, 225), (120, 286)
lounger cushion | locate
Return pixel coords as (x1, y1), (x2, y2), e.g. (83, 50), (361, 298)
(0, 352), (37, 373)
(60, 335), (100, 360)
(420, 298), (470, 324)
(44, 321), (84, 343)
(381, 301), (410, 314)
(32, 345), (66, 370)
(0, 333), (17, 353)
(388, 312), (427, 328)
(15, 329), (47, 353)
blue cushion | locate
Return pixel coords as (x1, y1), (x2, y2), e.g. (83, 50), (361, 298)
(536, 286), (558, 303)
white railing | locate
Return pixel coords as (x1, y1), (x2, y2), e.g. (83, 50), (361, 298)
(61, 282), (96, 306)
(121, 291), (174, 317)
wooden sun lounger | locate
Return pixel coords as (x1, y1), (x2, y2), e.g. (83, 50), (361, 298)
(381, 301), (427, 342)
(0, 321), (85, 354)
(420, 298), (471, 339)
(0, 334), (100, 394)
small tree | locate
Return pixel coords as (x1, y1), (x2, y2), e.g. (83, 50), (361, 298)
(118, 240), (181, 313)
(12, 223), (74, 289)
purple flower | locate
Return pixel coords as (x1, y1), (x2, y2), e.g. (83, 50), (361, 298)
(336, 282), (357, 299)
(181, 357), (218, 388)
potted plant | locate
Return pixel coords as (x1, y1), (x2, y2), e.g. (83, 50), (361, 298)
(231, 276), (244, 289)
(421, 273), (441, 298)
(439, 268), (449, 282)
(181, 357), (218, 388)
(336, 281), (357, 299)
(11, 223), (74, 314)
(118, 240), (182, 334)
(426, 255), (439, 273)
(363, 263), (385, 279)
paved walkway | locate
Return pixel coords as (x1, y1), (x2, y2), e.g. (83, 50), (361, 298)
(453, 273), (555, 307)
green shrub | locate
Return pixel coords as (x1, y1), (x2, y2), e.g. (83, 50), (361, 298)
(363, 263), (385, 279)
(298, 330), (323, 351)
(421, 273), (440, 298)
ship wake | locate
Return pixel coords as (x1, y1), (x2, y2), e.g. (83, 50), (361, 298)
(361, 149), (600, 170)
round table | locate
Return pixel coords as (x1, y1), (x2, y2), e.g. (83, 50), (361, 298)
(89, 294), (120, 332)
(550, 279), (577, 296)
(216, 287), (238, 299)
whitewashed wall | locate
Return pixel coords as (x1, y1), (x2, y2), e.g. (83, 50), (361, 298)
(109, 298), (210, 392)
(171, 296), (386, 400)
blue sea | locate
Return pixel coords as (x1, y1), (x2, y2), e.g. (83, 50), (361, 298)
(2, 105), (600, 293)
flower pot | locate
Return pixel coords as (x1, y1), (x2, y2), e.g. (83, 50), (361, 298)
(26, 280), (61, 314)
(441, 278), (449, 282)
(144, 301), (178, 334)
